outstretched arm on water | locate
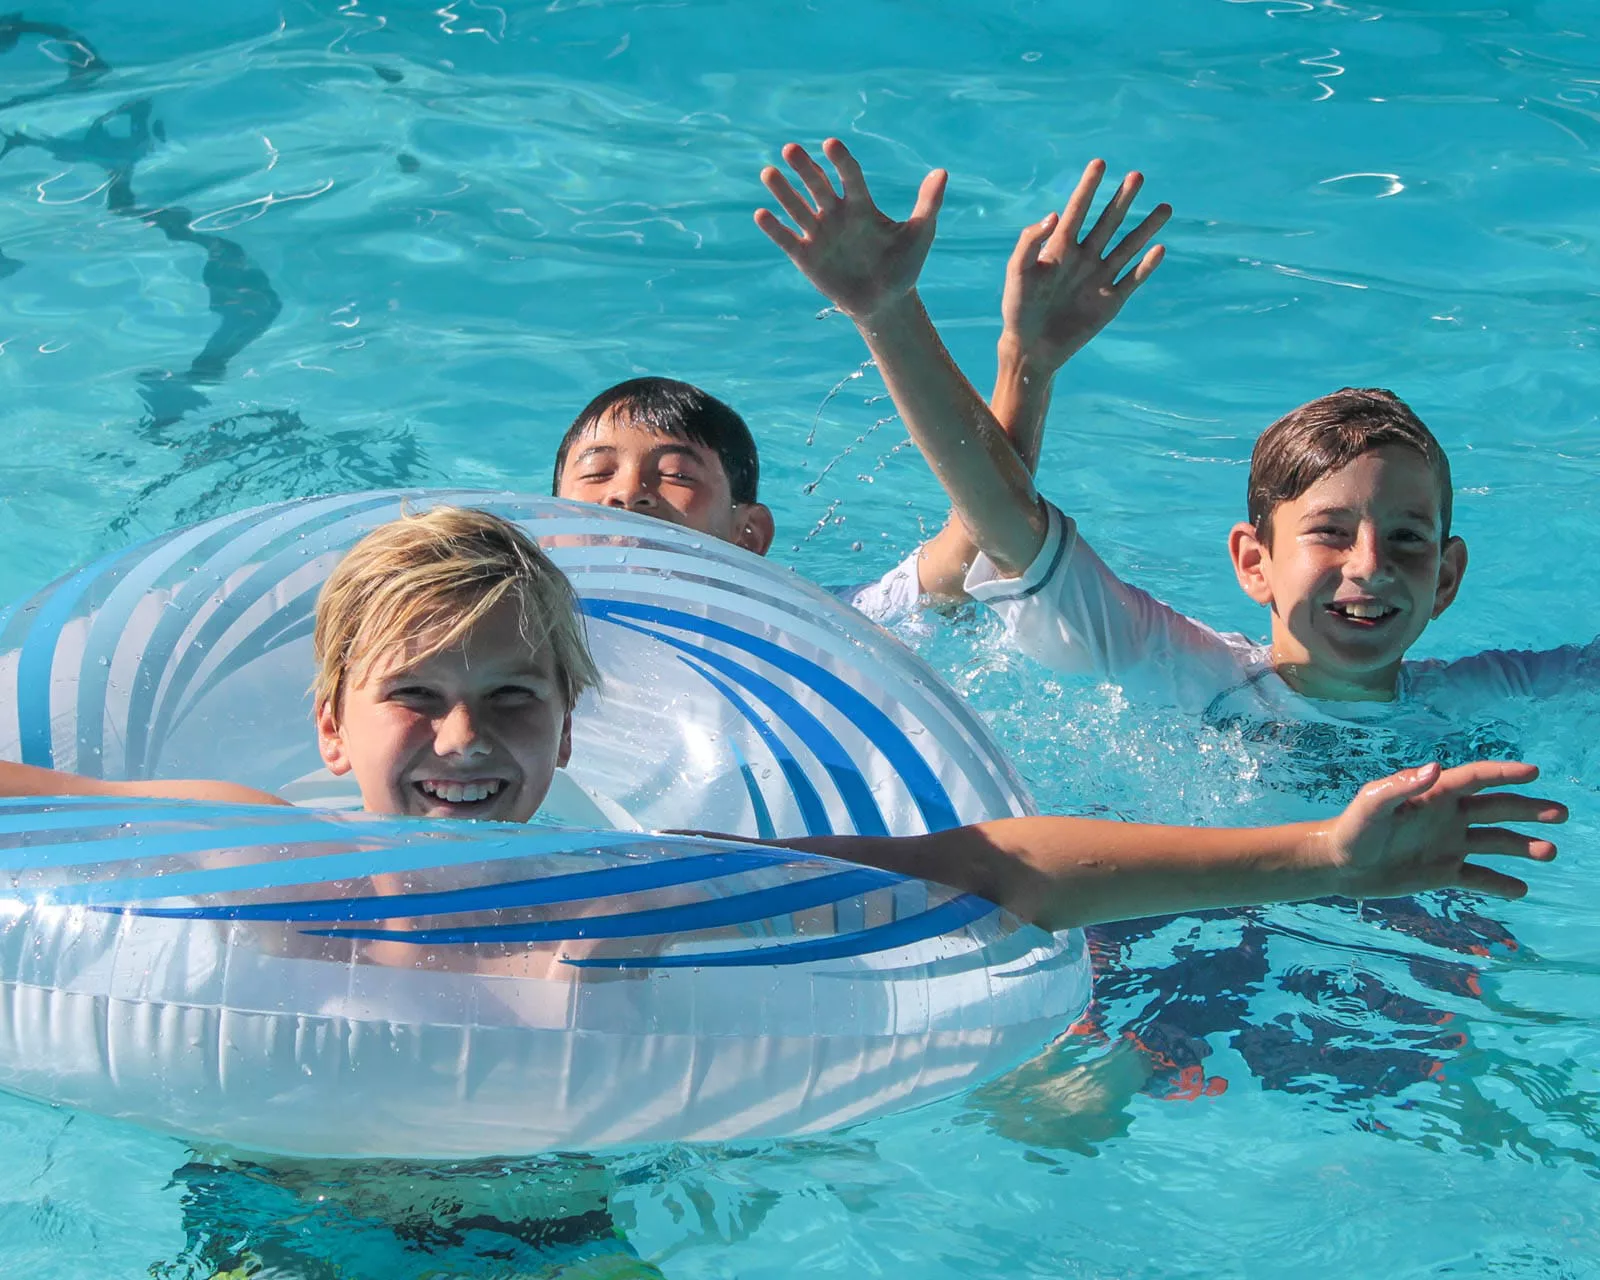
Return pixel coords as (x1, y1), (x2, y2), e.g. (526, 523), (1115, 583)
(779, 761), (1563, 932)
(0, 761), (288, 806)
(756, 139), (1168, 593)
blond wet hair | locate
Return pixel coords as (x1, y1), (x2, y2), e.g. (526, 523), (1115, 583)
(313, 505), (601, 719)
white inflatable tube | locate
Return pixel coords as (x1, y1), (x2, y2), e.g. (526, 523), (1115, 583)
(0, 492), (1089, 1158)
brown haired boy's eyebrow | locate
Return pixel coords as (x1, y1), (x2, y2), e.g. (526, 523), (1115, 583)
(572, 444), (617, 464)
(1297, 504), (1357, 522)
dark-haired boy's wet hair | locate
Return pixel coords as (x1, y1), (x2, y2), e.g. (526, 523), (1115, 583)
(1248, 387), (1453, 544)
(552, 377), (760, 505)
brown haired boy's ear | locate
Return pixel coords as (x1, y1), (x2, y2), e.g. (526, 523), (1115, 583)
(734, 502), (775, 556)
(1228, 521), (1277, 606)
(1431, 535), (1468, 618)
(316, 700), (352, 775)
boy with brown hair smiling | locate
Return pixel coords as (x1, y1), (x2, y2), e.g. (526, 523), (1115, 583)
(755, 138), (1598, 717)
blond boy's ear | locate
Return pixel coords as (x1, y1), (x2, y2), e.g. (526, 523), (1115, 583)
(316, 699), (352, 775)
(1228, 521), (1276, 606)
(557, 711), (574, 770)
(734, 502), (775, 556)
(1431, 535), (1468, 618)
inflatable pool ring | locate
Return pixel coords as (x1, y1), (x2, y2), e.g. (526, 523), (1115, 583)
(0, 491), (1090, 1158)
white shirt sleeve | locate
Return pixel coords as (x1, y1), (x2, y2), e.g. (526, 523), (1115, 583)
(837, 549), (923, 624)
(1408, 636), (1600, 707)
(962, 501), (1260, 704)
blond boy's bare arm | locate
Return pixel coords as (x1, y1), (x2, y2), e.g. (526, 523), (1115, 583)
(0, 761), (290, 807)
(779, 761), (1564, 932)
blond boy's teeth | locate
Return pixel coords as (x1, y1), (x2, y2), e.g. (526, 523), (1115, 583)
(418, 779), (505, 804)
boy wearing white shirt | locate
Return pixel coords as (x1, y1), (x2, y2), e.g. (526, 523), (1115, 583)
(756, 139), (1597, 716)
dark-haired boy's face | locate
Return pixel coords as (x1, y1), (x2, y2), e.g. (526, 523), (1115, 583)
(1229, 445), (1467, 700)
(554, 409), (774, 555)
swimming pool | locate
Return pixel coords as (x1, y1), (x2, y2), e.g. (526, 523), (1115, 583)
(1, 0), (1596, 1274)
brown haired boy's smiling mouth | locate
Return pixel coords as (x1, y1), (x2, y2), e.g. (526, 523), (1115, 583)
(1325, 597), (1402, 627)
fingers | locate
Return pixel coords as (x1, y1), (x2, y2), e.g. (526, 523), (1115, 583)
(1054, 158), (1107, 246)
(1430, 760), (1540, 797)
(821, 137), (868, 198)
(1464, 826), (1559, 861)
(1081, 171), (1144, 257)
(781, 141), (840, 210)
(760, 165), (817, 231)
(909, 166), (948, 226)
(1114, 243), (1165, 298)
(1456, 863), (1529, 900)
(753, 206), (803, 256)
(1462, 792), (1568, 826)
(1105, 202), (1173, 275)
(1360, 761), (1443, 813)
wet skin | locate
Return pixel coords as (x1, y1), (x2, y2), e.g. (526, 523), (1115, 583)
(315, 598), (572, 823)
(554, 408), (774, 554)
(1229, 445), (1468, 701)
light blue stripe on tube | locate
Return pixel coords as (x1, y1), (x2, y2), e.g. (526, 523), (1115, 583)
(32, 828), (648, 905)
(126, 492), (400, 775)
(16, 544), (144, 768)
(74, 505), (272, 776)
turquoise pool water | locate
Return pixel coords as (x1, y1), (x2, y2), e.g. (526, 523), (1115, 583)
(1, 0), (1598, 1275)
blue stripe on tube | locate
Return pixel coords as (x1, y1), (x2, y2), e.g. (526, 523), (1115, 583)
(109, 847), (817, 922)
(676, 654), (822, 836)
(584, 598), (959, 832)
(596, 611), (884, 836)
(306, 866), (898, 944)
(562, 894), (998, 969)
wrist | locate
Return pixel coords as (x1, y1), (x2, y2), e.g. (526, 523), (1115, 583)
(850, 288), (925, 335)
(996, 332), (1085, 382)
(1286, 822), (1349, 897)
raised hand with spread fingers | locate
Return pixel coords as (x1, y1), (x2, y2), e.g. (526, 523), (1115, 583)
(757, 141), (1172, 593)
(756, 138), (947, 326)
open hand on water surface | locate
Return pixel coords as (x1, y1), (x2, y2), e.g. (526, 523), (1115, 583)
(1320, 760), (1565, 901)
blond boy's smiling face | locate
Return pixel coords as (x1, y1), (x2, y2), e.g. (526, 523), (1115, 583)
(316, 597), (572, 823)
(554, 408), (775, 554)
(1229, 445), (1468, 701)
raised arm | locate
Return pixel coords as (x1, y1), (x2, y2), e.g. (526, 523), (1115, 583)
(781, 761), (1564, 932)
(756, 141), (1168, 596)
(0, 761), (289, 807)
(916, 161), (1170, 596)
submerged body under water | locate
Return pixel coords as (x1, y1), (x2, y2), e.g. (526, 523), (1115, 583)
(0, 0), (1597, 1275)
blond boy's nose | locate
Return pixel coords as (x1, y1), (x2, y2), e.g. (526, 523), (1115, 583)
(435, 701), (490, 757)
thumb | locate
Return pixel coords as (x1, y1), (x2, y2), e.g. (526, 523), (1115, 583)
(1010, 212), (1058, 273)
(909, 168), (948, 230)
(1355, 761), (1441, 817)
